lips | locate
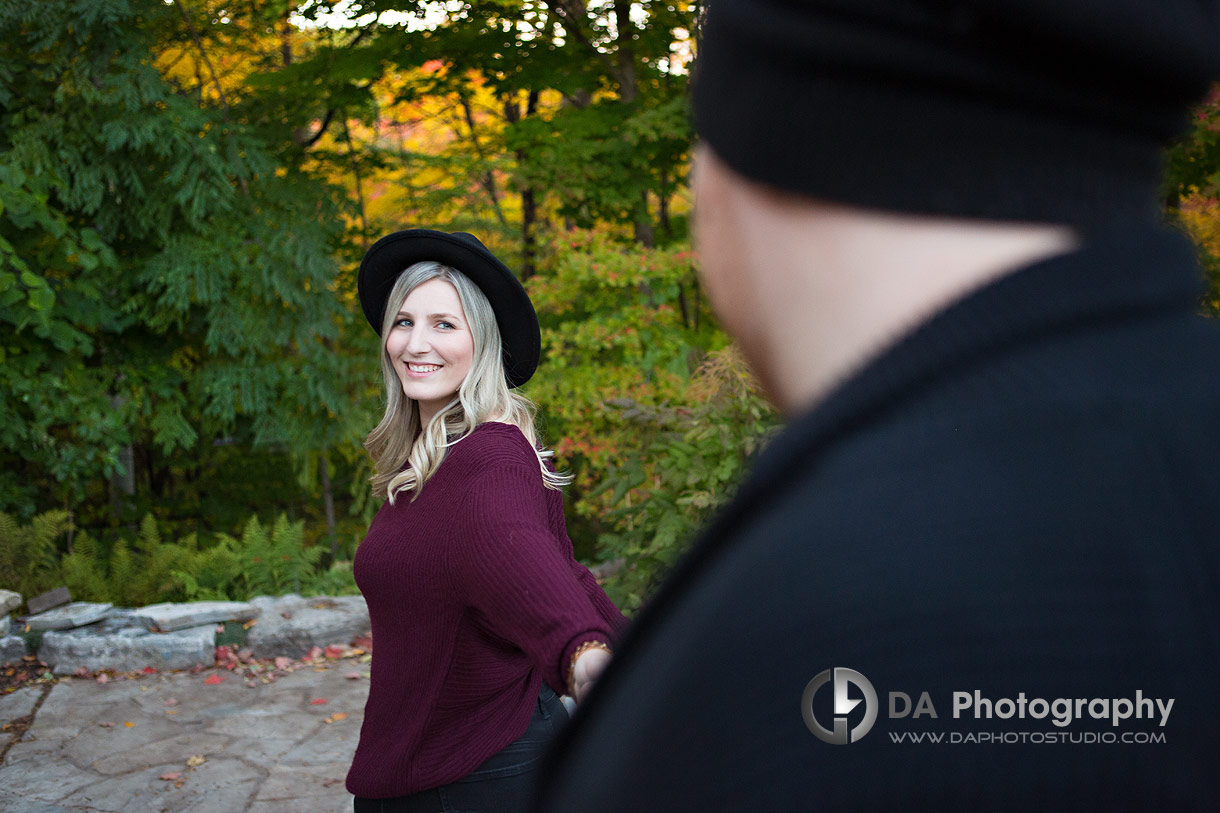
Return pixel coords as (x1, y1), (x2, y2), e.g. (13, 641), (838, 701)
(407, 362), (442, 374)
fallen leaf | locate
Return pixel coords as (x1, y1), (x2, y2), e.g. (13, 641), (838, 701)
(124, 721), (134, 728)
(331, 712), (348, 721)
(344, 672), (361, 680)
(163, 697), (179, 707)
(322, 778), (342, 787)
(95, 673), (110, 684)
(203, 674), (225, 685)
(98, 721), (115, 728)
(324, 645), (345, 659)
(165, 709), (178, 715)
(243, 619), (257, 629)
(142, 666), (156, 675)
(159, 772), (182, 781)
(186, 754), (205, 768)
(309, 697), (328, 705)
(274, 657), (292, 670)
(358, 654), (372, 664)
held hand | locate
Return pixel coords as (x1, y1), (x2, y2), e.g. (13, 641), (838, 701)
(571, 646), (612, 704)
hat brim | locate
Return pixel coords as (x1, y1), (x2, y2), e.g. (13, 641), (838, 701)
(358, 230), (540, 388)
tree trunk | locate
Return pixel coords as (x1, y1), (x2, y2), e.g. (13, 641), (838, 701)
(108, 395), (135, 520)
(507, 91), (542, 278)
(320, 452), (338, 560)
(633, 190), (655, 248)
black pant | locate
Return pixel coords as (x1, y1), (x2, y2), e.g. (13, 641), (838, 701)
(354, 684), (568, 813)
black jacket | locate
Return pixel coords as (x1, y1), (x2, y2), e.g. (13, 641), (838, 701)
(534, 226), (1220, 811)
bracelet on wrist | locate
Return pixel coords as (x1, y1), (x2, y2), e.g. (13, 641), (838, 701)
(567, 639), (612, 695)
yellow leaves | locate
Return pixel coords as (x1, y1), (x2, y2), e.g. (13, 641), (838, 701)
(1178, 193), (1220, 261)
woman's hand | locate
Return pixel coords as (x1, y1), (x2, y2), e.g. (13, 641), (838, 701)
(571, 645), (612, 704)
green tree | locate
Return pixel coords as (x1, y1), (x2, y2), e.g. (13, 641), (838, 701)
(0, 0), (369, 534)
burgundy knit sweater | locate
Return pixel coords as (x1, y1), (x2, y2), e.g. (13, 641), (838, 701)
(346, 422), (627, 799)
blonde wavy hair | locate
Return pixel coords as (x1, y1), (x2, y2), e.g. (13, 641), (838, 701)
(364, 260), (569, 503)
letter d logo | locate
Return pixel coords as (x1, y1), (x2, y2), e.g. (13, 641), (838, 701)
(802, 668), (879, 744)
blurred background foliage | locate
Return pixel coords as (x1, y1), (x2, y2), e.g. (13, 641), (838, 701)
(2, 0), (1217, 612)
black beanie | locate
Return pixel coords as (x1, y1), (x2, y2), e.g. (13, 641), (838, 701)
(692, 0), (1220, 228)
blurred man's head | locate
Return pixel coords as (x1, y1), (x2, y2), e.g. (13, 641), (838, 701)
(690, 0), (1220, 412)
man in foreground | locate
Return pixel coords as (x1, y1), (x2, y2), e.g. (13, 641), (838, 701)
(534, 0), (1220, 808)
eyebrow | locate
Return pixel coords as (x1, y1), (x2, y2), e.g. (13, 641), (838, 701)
(395, 310), (464, 322)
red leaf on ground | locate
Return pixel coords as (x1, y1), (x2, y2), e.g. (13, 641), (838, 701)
(159, 772), (182, 781)
(324, 645), (344, 659)
(274, 657), (292, 670)
(203, 674), (225, 685)
(305, 646), (324, 661)
(95, 673), (110, 684)
(353, 636), (373, 651)
(309, 697), (328, 705)
(142, 666), (156, 675)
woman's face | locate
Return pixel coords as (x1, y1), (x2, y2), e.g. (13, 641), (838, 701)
(385, 278), (475, 424)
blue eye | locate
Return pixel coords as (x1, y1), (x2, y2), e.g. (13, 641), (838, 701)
(437, 321), (455, 330)
(395, 318), (412, 328)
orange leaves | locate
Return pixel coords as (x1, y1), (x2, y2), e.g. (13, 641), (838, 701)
(203, 674), (226, 685)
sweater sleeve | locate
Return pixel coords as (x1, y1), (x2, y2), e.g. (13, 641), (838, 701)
(545, 489), (630, 634)
(449, 456), (617, 694)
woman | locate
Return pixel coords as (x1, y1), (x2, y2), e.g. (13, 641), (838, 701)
(346, 229), (627, 813)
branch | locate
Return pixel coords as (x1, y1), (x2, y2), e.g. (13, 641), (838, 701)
(300, 109), (336, 148)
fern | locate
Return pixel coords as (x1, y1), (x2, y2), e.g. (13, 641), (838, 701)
(108, 539), (137, 607)
(61, 529), (109, 602)
(267, 514), (322, 596)
(0, 509), (71, 598)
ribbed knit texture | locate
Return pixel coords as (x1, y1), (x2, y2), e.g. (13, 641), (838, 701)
(346, 422), (626, 799)
(693, 0), (1220, 227)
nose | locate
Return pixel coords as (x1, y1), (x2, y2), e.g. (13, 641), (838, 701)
(404, 325), (430, 355)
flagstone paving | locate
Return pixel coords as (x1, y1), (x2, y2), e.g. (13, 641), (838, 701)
(0, 660), (367, 812)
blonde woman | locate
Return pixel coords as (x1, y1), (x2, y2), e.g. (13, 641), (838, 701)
(345, 230), (626, 813)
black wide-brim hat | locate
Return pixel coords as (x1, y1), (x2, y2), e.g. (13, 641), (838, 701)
(357, 229), (540, 388)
